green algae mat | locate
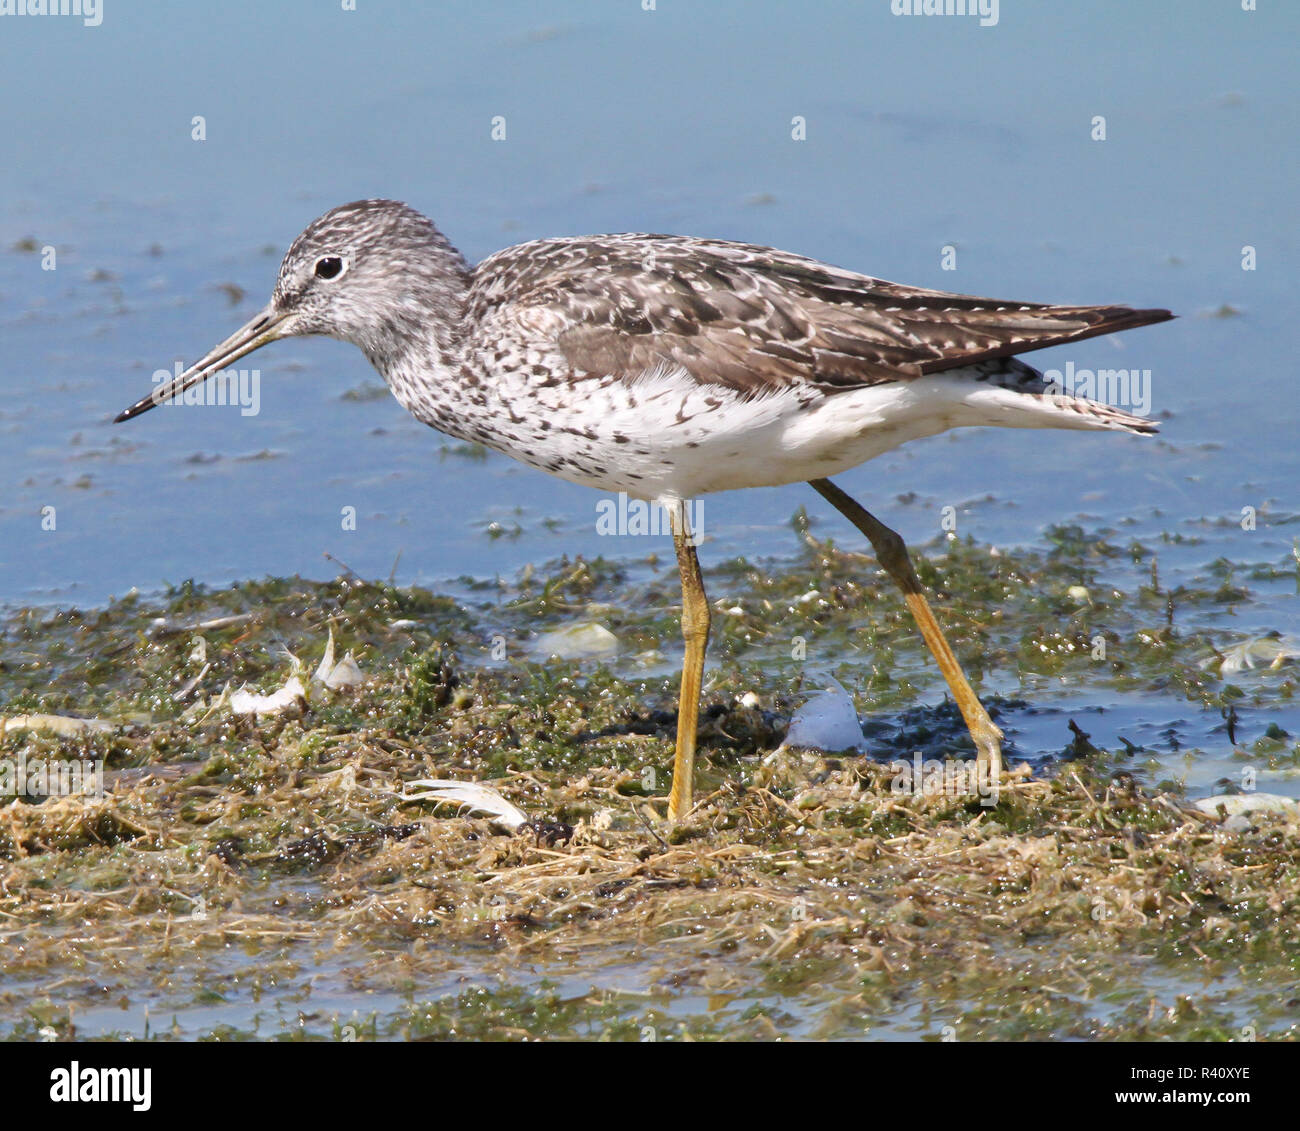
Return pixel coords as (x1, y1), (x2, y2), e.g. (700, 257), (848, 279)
(1, 523), (1298, 1040)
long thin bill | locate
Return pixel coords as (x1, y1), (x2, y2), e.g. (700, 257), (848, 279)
(114, 305), (290, 423)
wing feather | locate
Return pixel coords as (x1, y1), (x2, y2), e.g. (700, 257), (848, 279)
(469, 234), (1172, 393)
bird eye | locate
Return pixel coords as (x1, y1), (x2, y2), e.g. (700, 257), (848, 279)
(314, 256), (346, 280)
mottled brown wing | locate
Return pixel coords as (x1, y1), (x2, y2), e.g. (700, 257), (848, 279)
(477, 234), (1172, 394)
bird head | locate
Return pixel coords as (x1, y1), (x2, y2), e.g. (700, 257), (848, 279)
(115, 199), (467, 423)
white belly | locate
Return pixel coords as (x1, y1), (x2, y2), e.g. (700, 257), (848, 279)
(388, 354), (1124, 503)
(473, 366), (1095, 501)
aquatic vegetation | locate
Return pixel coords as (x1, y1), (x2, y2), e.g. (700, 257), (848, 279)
(0, 527), (1296, 1040)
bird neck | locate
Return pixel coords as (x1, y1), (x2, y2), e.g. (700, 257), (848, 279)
(360, 238), (478, 434)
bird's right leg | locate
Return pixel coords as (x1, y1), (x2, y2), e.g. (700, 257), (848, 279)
(809, 477), (1003, 780)
(665, 499), (711, 821)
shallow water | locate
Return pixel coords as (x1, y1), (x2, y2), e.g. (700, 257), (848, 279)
(1, 1), (1296, 609)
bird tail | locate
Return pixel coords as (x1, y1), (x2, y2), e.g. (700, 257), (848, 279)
(960, 356), (1160, 435)
(1033, 393), (1158, 435)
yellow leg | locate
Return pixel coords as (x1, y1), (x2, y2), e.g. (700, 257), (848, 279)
(809, 478), (1003, 777)
(666, 500), (711, 821)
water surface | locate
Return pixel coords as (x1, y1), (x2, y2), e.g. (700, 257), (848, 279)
(1, 0), (1293, 607)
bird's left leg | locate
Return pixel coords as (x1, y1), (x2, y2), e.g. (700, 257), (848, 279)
(809, 477), (1003, 780)
(665, 499), (711, 821)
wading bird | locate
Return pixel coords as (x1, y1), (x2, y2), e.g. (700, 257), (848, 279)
(116, 200), (1171, 820)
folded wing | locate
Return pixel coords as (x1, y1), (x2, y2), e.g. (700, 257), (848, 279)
(471, 234), (1172, 395)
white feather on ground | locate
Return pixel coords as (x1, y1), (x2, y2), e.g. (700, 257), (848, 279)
(1194, 792), (1300, 834)
(228, 676), (307, 716)
(314, 627), (365, 689)
(1199, 636), (1300, 675)
(403, 779), (529, 832)
(1195, 793), (1300, 818)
